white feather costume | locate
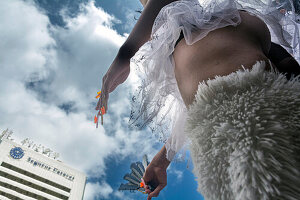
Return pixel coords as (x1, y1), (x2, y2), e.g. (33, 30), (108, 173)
(127, 1), (300, 198)
(185, 61), (300, 199)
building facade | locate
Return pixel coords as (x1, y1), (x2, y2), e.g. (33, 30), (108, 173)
(0, 131), (86, 200)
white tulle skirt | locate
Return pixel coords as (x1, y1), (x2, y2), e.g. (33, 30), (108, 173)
(128, 0), (300, 161)
(185, 61), (300, 200)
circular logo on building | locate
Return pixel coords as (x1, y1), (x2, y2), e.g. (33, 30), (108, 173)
(10, 147), (24, 159)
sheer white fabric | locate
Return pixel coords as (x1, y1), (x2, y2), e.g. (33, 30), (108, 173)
(128, 0), (300, 161)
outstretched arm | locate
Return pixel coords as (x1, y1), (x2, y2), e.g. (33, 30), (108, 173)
(96, 0), (178, 125)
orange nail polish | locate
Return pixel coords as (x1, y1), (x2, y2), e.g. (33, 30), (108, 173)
(101, 107), (106, 115)
(95, 91), (101, 98)
(94, 115), (98, 124)
(140, 182), (145, 188)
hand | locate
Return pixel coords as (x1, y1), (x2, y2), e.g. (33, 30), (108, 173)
(143, 163), (167, 200)
(95, 56), (130, 125)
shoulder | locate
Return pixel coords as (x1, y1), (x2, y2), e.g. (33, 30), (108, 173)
(238, 10), (271, 55)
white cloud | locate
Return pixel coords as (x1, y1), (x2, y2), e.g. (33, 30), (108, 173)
(0, 71), (119, 177)
(0, 0), (158, 199)
(84, 182), (113, 200)
(47, 1), (127, 112)
(123, 8), (139, 32)
(170, 169), (183, 182)
(116, 0), (143, 33)
(0, 0), (56, 81)
(167, 164), (185, 186)
(113, 190), (135, 200)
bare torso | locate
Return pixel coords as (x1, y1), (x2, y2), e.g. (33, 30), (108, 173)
(173, 10), (273, 108)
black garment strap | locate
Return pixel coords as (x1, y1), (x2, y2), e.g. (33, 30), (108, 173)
(175, 31), (184, 47)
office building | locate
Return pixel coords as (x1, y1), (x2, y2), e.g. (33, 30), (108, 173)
(0, 129), (86, 199)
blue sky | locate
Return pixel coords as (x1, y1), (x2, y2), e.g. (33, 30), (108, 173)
(0, 0), (204, 199)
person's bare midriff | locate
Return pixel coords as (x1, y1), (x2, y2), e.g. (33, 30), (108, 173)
(173, 10), (274, 108)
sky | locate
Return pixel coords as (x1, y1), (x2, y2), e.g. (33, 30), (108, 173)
(0, 0), (204, 199)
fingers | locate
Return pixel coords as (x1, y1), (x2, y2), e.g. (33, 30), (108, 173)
(145, 187), (151, 194)
(101, 111), (104, 125)
(95, 86), (109, 126)
(95, 96), (101, 110)
(98, 94), (106, 125)
(141, 178), (150, 194)
(96, 91), (105, 110)
(147, 184), (165, 200)
(143, 183), (151, 194)
(96, 75), (107, 109)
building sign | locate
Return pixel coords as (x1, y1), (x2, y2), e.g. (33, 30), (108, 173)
(10, 147), (24, 159)
(27, 157), (75, 181)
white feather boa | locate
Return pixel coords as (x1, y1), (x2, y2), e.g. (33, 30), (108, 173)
(184, 61), (300, 200)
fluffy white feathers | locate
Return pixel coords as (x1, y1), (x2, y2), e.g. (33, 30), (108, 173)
(185, 61), (300, 200)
